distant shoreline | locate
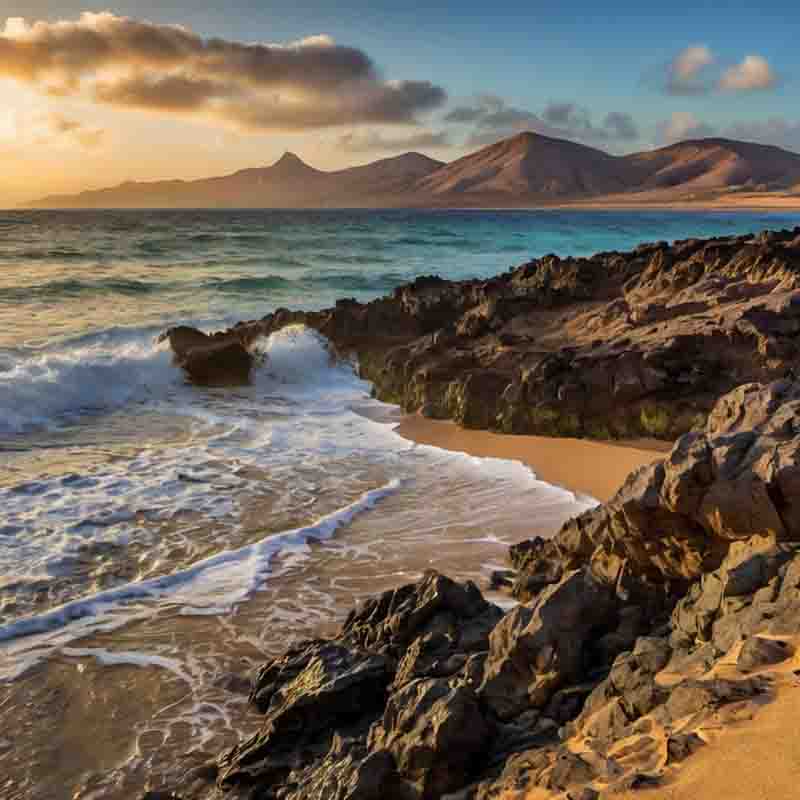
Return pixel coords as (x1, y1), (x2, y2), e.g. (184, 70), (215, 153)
(12, 199), (800, 212)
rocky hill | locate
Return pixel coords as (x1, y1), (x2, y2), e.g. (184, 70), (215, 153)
(28, 151), (445, 209)
(26, 133), (800, 208)
(414, 131), (634, 200)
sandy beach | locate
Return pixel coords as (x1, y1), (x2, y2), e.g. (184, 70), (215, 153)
(396, 415), (671, 503)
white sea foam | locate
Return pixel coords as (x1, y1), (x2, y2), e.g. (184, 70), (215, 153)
(0, 333), (180, 434)
(62, 647), (194, 683)
(0, 479), (400, 679)
(1, 324), (593, 684)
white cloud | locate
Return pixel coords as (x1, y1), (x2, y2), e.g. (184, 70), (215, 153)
(719, 55), (776, 91)
(655, 112), (717, 145)
(674, 45), (714, 81)
(661, 47), (776, 95)
(666, 45), (714, 94)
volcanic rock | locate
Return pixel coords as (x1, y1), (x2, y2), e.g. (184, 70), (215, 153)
(160, 326), (254, 385)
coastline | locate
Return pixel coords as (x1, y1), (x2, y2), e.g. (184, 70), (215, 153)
(395, 414), (670, 503)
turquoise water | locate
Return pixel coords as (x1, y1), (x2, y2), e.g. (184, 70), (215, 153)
(3, 208), (800, 349)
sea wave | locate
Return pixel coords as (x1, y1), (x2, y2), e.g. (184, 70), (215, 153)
(204, 275), (295, 293)
(0, 277), (162, 300)
(0, 334), (180, 434)
(0, 324), (361, 435)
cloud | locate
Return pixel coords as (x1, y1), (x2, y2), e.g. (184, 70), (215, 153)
(337, 129), (451, 153)
(725, 118), (800, 153)
(660, 45), (777, 95)
(0, 12), (447, 131)
(0, 110), (106, 149)
(655, 111), (718, 144)
(603, 111), (639, 141)
(44, 112), (105, 148)
(666, 45), (714, 94)
(654, 112), (800, 153)
(444, 94), (504, 123)
(719, 55), (776, 91)
(449, 96), (639, 149)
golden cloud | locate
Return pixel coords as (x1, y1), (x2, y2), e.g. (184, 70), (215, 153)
(0, 13), (446, 130)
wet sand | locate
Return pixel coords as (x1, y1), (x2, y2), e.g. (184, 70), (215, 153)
(1, 425), (590, 799)
(396, 415), (671, 503)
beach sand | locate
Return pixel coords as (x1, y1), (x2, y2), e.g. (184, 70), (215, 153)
(396, 415), (671, 503)
(497, 636), (800, 800)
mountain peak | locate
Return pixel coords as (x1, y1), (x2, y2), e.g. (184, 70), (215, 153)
(275, 151), (306, 166)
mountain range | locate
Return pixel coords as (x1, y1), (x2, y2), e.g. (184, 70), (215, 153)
(25, 132), (800, 209)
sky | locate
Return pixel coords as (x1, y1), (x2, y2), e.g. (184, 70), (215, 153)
(0, 1), (797, 203)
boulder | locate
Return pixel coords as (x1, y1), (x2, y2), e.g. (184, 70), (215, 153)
(160, 325), (254, 385)
(480, 569), (618, 720)
(737, 636), (792, 672)
(218, 643), (391, 788)
(368, 678), (490, 798)
(214, 572), (503, 799)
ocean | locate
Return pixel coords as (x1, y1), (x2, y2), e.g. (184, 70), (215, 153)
(2, 207), (800, 798)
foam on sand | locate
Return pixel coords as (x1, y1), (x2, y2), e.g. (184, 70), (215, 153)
(0, 478), (400, 680)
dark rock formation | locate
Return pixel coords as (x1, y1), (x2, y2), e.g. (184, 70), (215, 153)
(159, 326), (254, 385)
(164, 227), (800, 439)
(510, 380), (800, 610)
(213, 572), (502, 800)
(479, 569), (619, 720)
(158, 378), (800, 800)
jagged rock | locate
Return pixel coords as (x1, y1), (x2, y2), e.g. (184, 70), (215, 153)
(218, 643), (391, 788)
(737, 636), (792, 672)
(543, 751), (597, 792)
(281, 739), (409, 800)
(666, 732), (705, 764)
(511, 380), (800, 619)
(658, 677), (767, 726)
(565, 637), (671, 753)
(480, 569), (618, 720)
(213, 572), (502, 799)
(160, 325), (254, 385)
(340, 571), (502, 662)
(368, 678), (490, 798)
(200, 375), (800, 800)
(670, 539), (800, 653)
(165, 228), (800, 440)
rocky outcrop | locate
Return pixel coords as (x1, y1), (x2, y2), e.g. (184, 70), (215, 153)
(509, 380), (800, 608)
(165, 227), (800, 439)
(152, 379), (800, 800)
(212, 573), (503, 800)
(160, 326), (255, 385)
